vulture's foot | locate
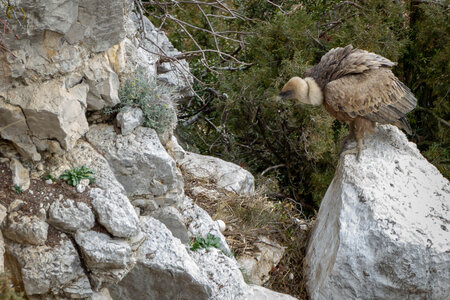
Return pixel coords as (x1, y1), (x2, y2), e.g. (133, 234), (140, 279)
(340, 138), (363, 161)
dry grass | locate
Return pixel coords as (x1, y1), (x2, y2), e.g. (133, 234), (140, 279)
(184, 175), (314, 299)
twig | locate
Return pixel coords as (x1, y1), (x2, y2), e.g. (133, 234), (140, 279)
(260, 164), (286, 177)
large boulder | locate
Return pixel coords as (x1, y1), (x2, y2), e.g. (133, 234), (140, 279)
(86, 125), (183, 205)
(108, 216), (212, 300)
(305, 125), (450, 299)
(5, 237), (92, 298)
(179, 152), (255, 195)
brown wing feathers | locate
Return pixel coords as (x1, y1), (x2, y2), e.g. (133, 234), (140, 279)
(311, 45), (417, 130)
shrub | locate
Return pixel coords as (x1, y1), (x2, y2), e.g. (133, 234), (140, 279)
(116, 69), (178, 135)
(189, 234), (221, 252)
(59, 166), (96, 187)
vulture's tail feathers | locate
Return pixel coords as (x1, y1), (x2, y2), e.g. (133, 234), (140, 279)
(396, 117), (412, 135)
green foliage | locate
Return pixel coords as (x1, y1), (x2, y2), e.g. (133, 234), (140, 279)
(116, 69), (177, 134)
(0, 273), (25, 300)
(43, 173), (57, 182)
(13, 185), (23, 194)
(189, 234), (222, 252)
(160, 0), (448, 211)
(59, 166), (96, 187)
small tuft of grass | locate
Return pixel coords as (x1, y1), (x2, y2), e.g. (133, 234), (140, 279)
(43, 173), (57, 182)
(13, 185), (23, 194)
(0, 273), (25, 300)
(59, 166), (96, 187)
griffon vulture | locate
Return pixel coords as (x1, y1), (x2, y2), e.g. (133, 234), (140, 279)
(278, 45), (417, 160)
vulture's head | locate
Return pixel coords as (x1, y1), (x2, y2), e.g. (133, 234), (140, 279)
(277, 77), (323, 106)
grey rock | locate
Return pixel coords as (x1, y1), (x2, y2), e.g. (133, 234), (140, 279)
(84, 53), (121, 110)
(238, 236), (285, 285)
(0, 204), (5, 273)
(86, 125), (183, 203)
(0, 101), (41, 161)
(246, 285), (298, 300)
(69, 0), (128, 52)
(150, 206), (189, 244)
(116, 107), (144, 135)
(59, 140), (126, 194)
(9, 158), (30, 191)
(305, 125), (450, 300)
(2, 79), (89, 151)
(179, 152), (255, 195)
(48, 199), (95, 233)
(180, 196), (230, 254)
(5, 237), (92, 298)
(90, 187), (140, 238)
(75, 230), (134, 270)
(108, 216), (211, 300)
(2, 213), (48, 246)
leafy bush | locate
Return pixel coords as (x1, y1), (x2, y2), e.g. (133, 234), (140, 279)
(116, 69), (177, 135)
(59, 166), (96, 187)
(189, 234), (221, 252)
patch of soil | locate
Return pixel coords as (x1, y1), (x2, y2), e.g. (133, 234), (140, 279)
(0, 161), (107, 246)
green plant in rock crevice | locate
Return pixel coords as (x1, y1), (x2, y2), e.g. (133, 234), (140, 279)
(59, 166), (96, 187)
(111, 68), (178, 135)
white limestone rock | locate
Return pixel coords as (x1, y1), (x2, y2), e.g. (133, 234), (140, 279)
(305, 125), (450, 300)
(86, 125), (183, 204)
(84, 53), (121, 110)
(89, 187), (140, 238)
(5, 237), (92, 298)
(179, 152), (255, 195)
(116, 107), (144, 135)
(108, 216), (212, 300)
(0, 101), (41, 161)
(246, 285), (298, 300)
(180, 196), (230, 254)
(75, 230), (134, 270)
(2, 213), (48, 246)
(238, 236), (285, 285)
(0, 204), (6, 273)
(48, 199), (95, 233)
(59, 140), (127, 194)
(1, 79), (89, 151)
(150, 206), (190, 244)
(9, 158), (30, 191)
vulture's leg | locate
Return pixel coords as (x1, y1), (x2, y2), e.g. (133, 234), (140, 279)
(338, 121), (356, 155)
(340, 118), (372, 161)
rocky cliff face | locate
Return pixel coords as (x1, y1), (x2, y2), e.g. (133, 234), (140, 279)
(305, 125), (450, 300)
(0, 1), (295, 299)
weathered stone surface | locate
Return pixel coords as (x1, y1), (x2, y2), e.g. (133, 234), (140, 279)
(84, 53), (121, 110)
(86, 125), (183, 203)
(180, 196), (230, 254)
(116, 107), (144, 135)
(5, 237), (92, 298)
(0, 204), (5, 273)
(0, 101), (41, 161)
(191, 248), (297, 300)
(57, 139), (126, 194)
(9, 158), (30, 191)
(150, 206), (189, 244)
(305, 125), (450, 300)
(2, 213), (48, 246)
(90, 187), (140, 238)
(109, 216), (211, 300)
(1, 79), (89, 151)
(75, 230), (134, 270)
(68, 0), (129, 52)
(166, 135), (186, 161)
(238, 236), (285, 285)
(179, 152), (255, 195)
(48, 198), (95, 233)
(246, 285), (298, 300)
